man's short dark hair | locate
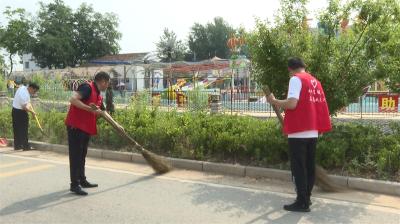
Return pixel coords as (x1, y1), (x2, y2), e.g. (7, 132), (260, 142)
(288, 57), (306, 70)
(28, 83), (40, 91)
(94, 71), (110, 82)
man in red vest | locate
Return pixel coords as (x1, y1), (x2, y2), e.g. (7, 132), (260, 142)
(65, 72), (110, 195)
(267, 57), (331, 212)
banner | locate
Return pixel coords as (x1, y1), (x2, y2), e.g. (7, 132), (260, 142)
(378, 95), (399, 112)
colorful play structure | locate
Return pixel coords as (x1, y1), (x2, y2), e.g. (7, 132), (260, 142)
(158, 78), (220, 106)
(165, 78), (187, 100)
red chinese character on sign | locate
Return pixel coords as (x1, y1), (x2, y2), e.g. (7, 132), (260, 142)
(378, 95), (399, 112)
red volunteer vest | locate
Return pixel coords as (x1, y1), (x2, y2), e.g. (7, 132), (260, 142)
(65, 82), (102, 135)
(283, 72), (332, 135)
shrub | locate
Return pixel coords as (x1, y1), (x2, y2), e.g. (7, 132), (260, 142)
(1, 106), (399, 181)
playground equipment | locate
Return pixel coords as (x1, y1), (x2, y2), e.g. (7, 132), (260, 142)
(158, 78), (222, 107)
(165, 79), (186, 100)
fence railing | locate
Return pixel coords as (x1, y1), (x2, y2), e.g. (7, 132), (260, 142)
(4, 88), (399, 118)
(342, 93), (399, 118)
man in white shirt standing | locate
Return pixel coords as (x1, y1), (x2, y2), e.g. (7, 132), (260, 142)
(12, 83), (40, 150)
(267, 57), (331, 212)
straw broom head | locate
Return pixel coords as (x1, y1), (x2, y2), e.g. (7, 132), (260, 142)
(140, 147), (172, 174)
(94, 105), (172, 174)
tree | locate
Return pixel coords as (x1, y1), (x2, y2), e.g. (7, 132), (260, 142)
(33, 0), (75, 69)
(0, 54), (6, 89)
(0, 27), (5, 74)
(187, 23), (208, 61)
(356, 0), (400, 93)
(32, 0), (121, 69)
(248, 0), (400, 115)
(0, 54), (5, 72)
(188, 17), (235, 61)
(156, 28), (186, 62)
(0, 7), (34, 76)
(73, 3), (121, 65)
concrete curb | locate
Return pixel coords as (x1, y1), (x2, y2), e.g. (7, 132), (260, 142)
(167, 157), (203, 171)
(87, 148), (103, 159)
(245, 166), (291, 181)
(102, 150), (132, 162)
(348, 177), (400, 196)
(329, 175), (349, 188)
(6, 139), (400, 196)
(30, 141), (68, 154)
(203, 162), (245, 176)
(131, 153), (146, 164)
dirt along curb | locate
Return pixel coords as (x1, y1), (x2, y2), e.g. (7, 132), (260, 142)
(6, 139), (400, 196)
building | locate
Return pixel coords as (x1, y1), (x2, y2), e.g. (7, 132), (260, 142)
(21, 53), (46, 72)
(88, 52), (164, 91)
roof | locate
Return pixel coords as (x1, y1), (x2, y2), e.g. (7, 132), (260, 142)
(89, 53), (149, 65)
(163, 60), (230, 73)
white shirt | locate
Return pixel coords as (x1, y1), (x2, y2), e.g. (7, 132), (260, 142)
(12, 86), (30, 110)
(287, 76), (318, 138)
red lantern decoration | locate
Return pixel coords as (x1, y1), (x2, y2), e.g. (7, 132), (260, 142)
(227, 36), (246, 50)
(227, 37), (236, 49)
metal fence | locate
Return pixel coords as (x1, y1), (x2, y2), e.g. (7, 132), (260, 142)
(4, 77), (399, 118)
(12, 88), (396, 119)
(342, 93), (399, 118)
(145, 89), (275, 114)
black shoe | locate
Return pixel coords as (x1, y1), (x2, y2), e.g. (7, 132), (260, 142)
(70, 186), (88, 196)
(23, 146), (34, 151)
(307, 194), (312, 205)
(284, 201), (310, 212)
(80, 180), (98, 188)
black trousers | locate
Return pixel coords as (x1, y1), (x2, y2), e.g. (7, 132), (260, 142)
(12, 108), (30, 150)
(288, 138), (317, 202)
(67, 126), (90, 187)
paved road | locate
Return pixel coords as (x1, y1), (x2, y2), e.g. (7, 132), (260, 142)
(1, 147), (399, 224)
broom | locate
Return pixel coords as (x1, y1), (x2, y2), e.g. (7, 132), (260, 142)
(28, 105), (47, 137)
(91, 104), (171, 174)
(262, 86), (340, 192)
(33, 114), (47, 137)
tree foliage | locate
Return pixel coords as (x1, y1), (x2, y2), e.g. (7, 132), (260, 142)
(156, 28), (186, 62)
(72, 3), (121, 65)
(188, 17), (235, 61)
(356, 0), (400, 93)
(0, 0), (122, 70)
(33, 0), (76, 69)
(32, 0), (121, 69)
(0, 7), (34, 76)
(248, 0), (400, 115)
(0, 52), (6, 74)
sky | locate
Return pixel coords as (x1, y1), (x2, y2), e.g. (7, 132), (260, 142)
(0, 0), (329, 54)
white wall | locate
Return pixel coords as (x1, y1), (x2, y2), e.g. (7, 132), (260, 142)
(111, 65), (164, 92)
(22, 53), (46, 71)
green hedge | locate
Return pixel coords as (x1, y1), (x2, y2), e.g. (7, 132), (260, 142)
(1, 107), (399, 181)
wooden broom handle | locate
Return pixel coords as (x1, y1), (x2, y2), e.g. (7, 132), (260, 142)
(29, 105), (47, 136)
(89, 104), (144, 151)
(262, 85), (284, 125)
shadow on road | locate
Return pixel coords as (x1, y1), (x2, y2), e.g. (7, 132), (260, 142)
(0, 175), (155, 216)
(189, 183), (371, 223)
